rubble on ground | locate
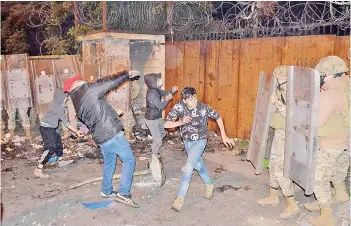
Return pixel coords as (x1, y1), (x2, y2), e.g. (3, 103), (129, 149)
(0, 128), (245, 163)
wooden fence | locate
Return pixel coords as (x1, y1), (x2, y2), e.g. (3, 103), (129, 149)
(165, 35), (350, 139)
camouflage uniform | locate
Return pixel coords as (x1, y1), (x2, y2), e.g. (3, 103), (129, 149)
(268, 129), (295, 196)
(7, 98), (31, 130)
(314, 148), (350, 207)
(268, 66), (294, 196)
(257, 66), (299, 219)
(313, 56), (350, 208)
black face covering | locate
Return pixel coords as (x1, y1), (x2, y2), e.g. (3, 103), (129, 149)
(320, 74), (327, 88)
(334, 72), (344, 77)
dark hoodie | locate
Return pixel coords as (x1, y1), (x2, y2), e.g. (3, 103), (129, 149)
(41, 89), (70, 128)
(144, 73), (174, 120)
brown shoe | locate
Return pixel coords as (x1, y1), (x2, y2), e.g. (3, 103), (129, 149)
(33, 167), (49, 178)
(205, 183), (214, 199)
(172, 197), (184, 212)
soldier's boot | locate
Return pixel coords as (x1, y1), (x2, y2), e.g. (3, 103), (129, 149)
(332, 181), (349, 205)
(172, 197), (184, 212)
(9, 129), (15, 141)
(257, 187), (280, 206)
(279, 196), (300, 219)
(25, 128), (32, 140)
(204, 183), (214, 199)
(308, 207), (334, 226)
(304, 201), (320, 212)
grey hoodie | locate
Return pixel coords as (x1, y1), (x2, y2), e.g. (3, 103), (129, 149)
(41, 89), (70, 128)
(144, 73), (174, 120)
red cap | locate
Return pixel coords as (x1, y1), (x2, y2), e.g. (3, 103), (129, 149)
(63, 74), (82, 92)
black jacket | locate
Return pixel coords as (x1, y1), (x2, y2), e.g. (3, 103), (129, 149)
(144, 73), (174, 120)
(70, 71), (130, 145)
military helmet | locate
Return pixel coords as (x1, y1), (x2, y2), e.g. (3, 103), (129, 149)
(273, 66), (288, 80)
(315, 56), (349, 76)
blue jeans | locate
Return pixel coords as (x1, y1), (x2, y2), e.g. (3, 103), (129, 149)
(100, 133), (136, 196)
(177, 139), (213, 198)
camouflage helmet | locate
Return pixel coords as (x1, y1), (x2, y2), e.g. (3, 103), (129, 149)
(315, 56), (349, 76)
(273, 66), (288, 80)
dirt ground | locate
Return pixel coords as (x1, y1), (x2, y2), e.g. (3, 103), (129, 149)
(1, 128), (349, 226)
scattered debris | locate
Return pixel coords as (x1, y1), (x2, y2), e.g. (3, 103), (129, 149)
(31, 144), (43, 149)
(5, 147), (13, 152)
(63, 149), (72, 154)
(12, 136), (26, 143)
(139, 156), (149, 161)
(232, 140), (249, 156)
(33, 188), (62, 199)
(1, 167), (13, 172)
(214, 165), (227, 174)
(59, 160), (74, 168)
(214, 185), (252, 193)
(215, 185), (241, 192)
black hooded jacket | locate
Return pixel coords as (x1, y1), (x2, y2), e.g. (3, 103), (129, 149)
(70, 71), (131, 145)
(144, 73), (174, 120)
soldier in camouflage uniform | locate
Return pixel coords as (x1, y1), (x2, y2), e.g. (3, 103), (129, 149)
(304, 56), (350, 226)
(7, 98), (32, 140)
(256, 66), (300, 219)
(3, 54), (32, 141)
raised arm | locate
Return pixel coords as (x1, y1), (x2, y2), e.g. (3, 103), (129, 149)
(89, 70), (139, 98)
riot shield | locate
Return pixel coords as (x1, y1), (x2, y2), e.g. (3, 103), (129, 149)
(4, 54), (33, 109)
(284, 66), (319, 195)
(54, 56), (81, 88)
(247, 72), (277, 174)
(34, 73), (56, 117)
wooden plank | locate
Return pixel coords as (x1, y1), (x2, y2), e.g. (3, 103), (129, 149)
(246, 72), (276, 174)
(165, 42), (176, 114)
(204, 41), (219, 132)
(198, 40), (207, 102)
(283, 35), (335, 68)
(163, 35), (343, 139)
(176, 42), (185, 100)
(335, 36), (350, 69)
(230, 40), (241, 137)
(216, 40), (235, 136)
(183, 41), (201, 99)
(77, 32), (165, 43)
(238, 38), (261, 139)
